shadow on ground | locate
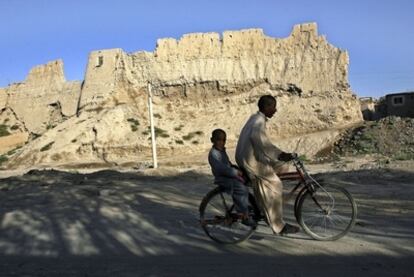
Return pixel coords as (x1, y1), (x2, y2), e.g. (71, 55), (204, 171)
(0, 167), (413, 276)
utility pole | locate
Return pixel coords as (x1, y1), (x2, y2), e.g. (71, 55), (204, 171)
(148, 82), (158, 168)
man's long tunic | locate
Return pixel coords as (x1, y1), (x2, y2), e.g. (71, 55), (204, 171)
(235, 111), (286, 233)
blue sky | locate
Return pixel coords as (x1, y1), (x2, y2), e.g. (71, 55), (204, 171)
(0, 0), (413, 98)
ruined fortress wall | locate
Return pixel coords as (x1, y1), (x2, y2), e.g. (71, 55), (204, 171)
(0, 60), (81, 134)
(0, 23), (363, 167)
(0, 88), (7, 110)
(144, 23), (348, 93)
(73, 23), (360, 147)
(78, 23), (350, 111)
(78, 49), (124, 110)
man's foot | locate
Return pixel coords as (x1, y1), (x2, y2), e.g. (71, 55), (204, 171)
(241, 217), (257, 228)
(278, 223), (300, 235)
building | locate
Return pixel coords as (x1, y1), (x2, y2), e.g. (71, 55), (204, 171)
(385, 92), (414, 118)
(359, 91), (414, 120)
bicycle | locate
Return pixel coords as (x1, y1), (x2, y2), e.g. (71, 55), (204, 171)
(199, 153), (357, 244)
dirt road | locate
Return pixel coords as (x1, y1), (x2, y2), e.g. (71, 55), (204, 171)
(0, 161), (413, 276)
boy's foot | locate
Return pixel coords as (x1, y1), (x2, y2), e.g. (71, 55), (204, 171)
(241, 217), (257, 228)
(278, 223), (300, 236)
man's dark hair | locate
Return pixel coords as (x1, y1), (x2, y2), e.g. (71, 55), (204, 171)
(211, 128), (226, 141)
(258, 95), (276, 111)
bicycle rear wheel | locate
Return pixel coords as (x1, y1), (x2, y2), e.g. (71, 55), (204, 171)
(199, 187), (257, 244)
(297, 183), (357, 241)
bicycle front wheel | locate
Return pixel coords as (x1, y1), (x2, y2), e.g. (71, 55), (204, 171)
(199, 187), (256, 244)
(297, 183), (357, 241)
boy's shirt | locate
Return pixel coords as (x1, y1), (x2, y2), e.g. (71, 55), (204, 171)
(208, 146), (240, 185)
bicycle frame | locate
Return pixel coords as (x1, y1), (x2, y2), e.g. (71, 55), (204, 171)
(278, 155), (313, 202)
(277, 155), (336, 216)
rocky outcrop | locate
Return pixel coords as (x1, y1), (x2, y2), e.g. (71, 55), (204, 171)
(6, 105), (147, 168)
(1, 23), (363, 169)
(1, 60), (81, 134)
(0, 60), (81, 155)
(79, 23), (350, 109)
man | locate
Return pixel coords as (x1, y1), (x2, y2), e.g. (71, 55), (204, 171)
(235, 95), (300, 235)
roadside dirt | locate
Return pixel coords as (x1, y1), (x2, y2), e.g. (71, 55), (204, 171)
(0, 156), (413, 276)
(333, 116), (414, 161)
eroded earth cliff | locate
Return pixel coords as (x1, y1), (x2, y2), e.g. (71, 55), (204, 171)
(0, 23), (362, 169)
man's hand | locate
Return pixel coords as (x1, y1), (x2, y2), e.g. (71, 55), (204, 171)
(278, 152), (294, 162)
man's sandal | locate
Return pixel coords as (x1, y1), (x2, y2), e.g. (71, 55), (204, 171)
(278, 223), (300, 236)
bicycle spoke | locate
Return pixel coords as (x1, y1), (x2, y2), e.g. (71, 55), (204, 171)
(200, 188), (257, 244)
(326, 216), (337, 228)
(304, 215), (324, 229)
(330, 214), (349, 225)
(298, 184), (357, 241)
(209, 203), (224, 213)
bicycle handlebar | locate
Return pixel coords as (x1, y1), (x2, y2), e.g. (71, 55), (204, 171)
(290, 152), (308, 176)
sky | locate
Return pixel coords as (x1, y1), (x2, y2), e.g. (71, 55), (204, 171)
(0, 0), (413, 98)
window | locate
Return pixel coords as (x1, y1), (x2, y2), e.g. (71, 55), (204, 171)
(96, 56), (103, 67)
(392, 96), (404, 106)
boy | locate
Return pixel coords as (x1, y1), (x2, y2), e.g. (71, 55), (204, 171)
(208, 129), (256, 227)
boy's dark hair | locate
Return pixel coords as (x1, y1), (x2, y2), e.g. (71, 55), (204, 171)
(258, 95), (276, 111)
(211, 128), (226, 142)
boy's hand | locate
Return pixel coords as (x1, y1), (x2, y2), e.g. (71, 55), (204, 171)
(236, 173), (246, 183)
